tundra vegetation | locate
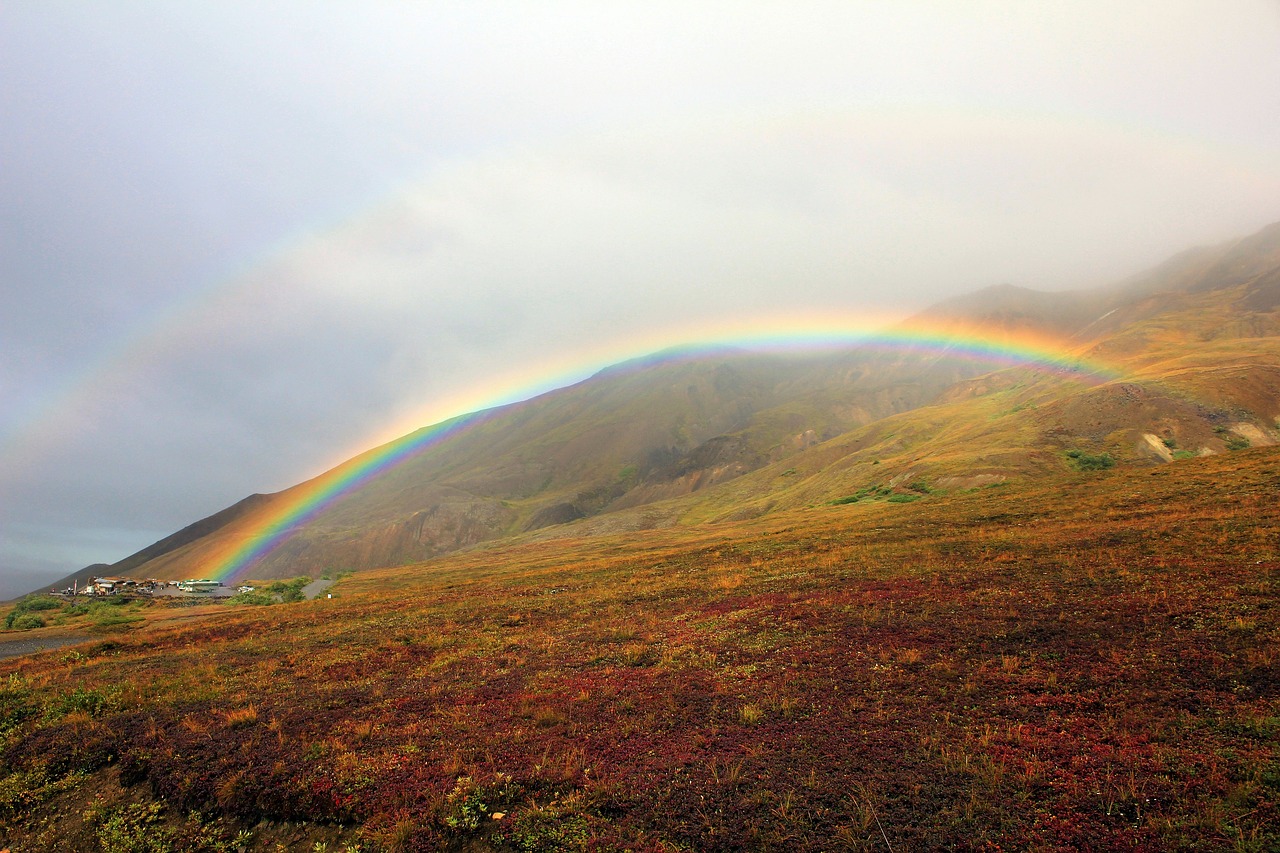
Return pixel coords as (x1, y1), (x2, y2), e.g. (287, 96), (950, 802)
(2, 448), (1279, 851)
(4, 595), (148, 634)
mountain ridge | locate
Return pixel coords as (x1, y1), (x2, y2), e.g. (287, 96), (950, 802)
(84, 220), (1280, 585)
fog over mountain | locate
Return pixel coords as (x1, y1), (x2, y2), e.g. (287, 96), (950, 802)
(3, 3), (1280, 598)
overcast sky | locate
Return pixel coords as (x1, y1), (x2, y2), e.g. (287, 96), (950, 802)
(3, 2), (1280, 598)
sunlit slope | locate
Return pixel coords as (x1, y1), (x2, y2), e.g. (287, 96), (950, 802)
(109, 221), (1280, 582)
(619, 285), (1280, 529)
(120, 346), (997, 580)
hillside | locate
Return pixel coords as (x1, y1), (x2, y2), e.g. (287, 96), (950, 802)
(4, 222), (1280, 850)
(2, 445), (1278, 850)
(94, 221), (1280, 585)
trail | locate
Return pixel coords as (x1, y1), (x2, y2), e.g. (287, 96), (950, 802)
(301, 579), (335, 600)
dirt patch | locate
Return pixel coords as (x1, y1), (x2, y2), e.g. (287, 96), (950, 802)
(1230, 422), (1277, 447)
(1140, 433), (1174, 461)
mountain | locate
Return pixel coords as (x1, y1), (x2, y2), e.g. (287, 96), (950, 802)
(101, 222), (1280, 583)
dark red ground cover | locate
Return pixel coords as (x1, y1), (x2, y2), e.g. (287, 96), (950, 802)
(3, 450), (1279, 850)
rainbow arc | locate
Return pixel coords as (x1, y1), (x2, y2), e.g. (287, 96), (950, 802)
(200, 320), (1120, 583)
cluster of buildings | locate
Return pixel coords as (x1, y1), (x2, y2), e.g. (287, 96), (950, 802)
(59, 577), (227, 596)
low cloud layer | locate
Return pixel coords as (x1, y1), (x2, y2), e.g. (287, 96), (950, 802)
(3, 2), (1279, 598)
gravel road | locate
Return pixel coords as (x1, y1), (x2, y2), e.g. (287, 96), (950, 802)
(0, 635), (87, 660)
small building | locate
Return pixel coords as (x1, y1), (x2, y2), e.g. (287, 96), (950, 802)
(177, 579), (222, 593)
(91, 576), (131, 595)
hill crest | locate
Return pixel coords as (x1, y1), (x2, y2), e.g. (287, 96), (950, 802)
(89, 220), (1280, 585)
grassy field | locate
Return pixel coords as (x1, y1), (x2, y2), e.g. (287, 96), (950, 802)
(2, 448), (1279, 851)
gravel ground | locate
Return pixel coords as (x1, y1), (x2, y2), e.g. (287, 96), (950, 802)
(0, 635), (87, 660)
(301, 578), (335, 600)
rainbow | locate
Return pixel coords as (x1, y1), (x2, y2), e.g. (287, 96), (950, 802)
(201, 317), (1120, 584)
(203, 408), (496, 584)
(5, 102), (1263, 481)
(8, 103), (1236, 582)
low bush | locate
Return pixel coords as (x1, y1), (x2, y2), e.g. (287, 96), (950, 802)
(0, 767), (84, 824)
(4, 595), (66, 629)
(8, 614), (46, 630)
(48, 686), (112, 719)
(267, 577), (311, 603)
(85, 801), (176, 853)
(226, 591), (276, 606)
(1064, 448), (1114, 470)
(18, 596), (62, 613)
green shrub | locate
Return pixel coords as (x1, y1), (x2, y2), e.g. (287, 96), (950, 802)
(91, 609), (143, 629)
(267, 577), (311, 603)
(49, 687), (110, 719)
(0, 768), (85, 824)
(1064, 448), (1114, 471)
(5, 595), (66, 628)
(9, 614), (46, 630)
(227, 591), (276, 606)
(85, 801), (176, 853)
(1225, 436), (1251, 451)
(508, 802), (590, 852)
(82, 800), (243, 853)
(442, 775), (520, 835)
(442, 776), (490, 832)
(887, 493), (921, 503)
(0, 674), (37, 739)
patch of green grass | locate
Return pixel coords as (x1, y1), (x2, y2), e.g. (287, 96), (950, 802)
(47, 686), (113, 720)
(1064, 448), (1115, 471)
(0, 767), (85, 823)
(226, 591), (277, 606)
(506, 800), (590, 852)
